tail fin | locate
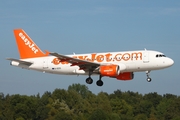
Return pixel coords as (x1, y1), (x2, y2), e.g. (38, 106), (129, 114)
(14, 29), (47, 59)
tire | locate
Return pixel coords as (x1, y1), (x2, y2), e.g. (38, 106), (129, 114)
(96, 80), (103, 86)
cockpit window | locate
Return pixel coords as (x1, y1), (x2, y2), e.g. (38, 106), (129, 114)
(162, 55), (166, 57)
(156, 54), (166, 58)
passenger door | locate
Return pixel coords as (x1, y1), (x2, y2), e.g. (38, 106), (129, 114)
(143, 51), (149, 63)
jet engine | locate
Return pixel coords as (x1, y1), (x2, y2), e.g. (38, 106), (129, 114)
(116, 72), (134, 80)
(99, 65), (120, 77)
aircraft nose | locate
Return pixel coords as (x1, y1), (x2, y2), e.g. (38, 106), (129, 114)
(166, 58), (174, 67)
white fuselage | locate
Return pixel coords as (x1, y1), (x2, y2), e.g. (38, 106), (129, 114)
(11, 50), (174, 75)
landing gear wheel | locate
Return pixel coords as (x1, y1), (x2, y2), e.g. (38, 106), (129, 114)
(86, 77), (93, 84)
(147, 77), (152, 82)
(96, 80), (103, 86)
(146, 71), (152, 82)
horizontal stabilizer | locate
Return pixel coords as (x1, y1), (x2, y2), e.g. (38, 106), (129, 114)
(6, 58), (33, 66)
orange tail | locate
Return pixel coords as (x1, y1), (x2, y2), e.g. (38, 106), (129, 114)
(14, 29), (47, 59)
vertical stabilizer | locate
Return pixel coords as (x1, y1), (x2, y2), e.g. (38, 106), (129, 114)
(14, 29), (47, 59)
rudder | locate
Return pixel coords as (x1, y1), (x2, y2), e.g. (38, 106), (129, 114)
(14, 29), (47, 59)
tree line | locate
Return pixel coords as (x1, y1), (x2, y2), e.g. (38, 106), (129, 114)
(0, 83), (180, 120)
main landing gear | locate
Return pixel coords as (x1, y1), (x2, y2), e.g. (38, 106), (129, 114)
(86, 77), (93, 84)
(85, 75), (104, 87)
(85, 69), (104, 87)
(146, 71), (152, 82)
(96, 75), (103, 86)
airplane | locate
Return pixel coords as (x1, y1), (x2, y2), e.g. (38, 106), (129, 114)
(7, 29), (174, 86)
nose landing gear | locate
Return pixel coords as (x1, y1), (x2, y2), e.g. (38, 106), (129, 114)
(147, 77), (152, 82)
(146, 71), (152, 82)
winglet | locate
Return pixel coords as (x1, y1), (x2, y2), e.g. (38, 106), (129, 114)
(14, 29), (48, 59)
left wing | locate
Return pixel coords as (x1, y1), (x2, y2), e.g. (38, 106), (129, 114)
(50, 52), (100, 71)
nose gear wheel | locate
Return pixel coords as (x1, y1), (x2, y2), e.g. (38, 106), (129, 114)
(146, 71), (152, 82)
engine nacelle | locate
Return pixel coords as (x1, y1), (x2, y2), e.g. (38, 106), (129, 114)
(99, 65), (120, 77)
(116, 72), (134, 80)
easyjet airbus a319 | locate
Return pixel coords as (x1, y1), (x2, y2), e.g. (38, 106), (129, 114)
(7, 29), (174, 86)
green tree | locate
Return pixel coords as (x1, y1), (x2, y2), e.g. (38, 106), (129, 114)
(0, 94), (14, 119)
(0, 83), (180, 120)
(149, 107), (157, 120)
(135, 114), (147, 120)
(53, 111), (73, 120)
(144, 92), (162, 108)
(10, 95), (39, 119)
(95, 92), (112, 113)
(108, 113), (121, 120)
(68, 83), (91, 98)
(156, 98), (172, 120)
(110, 98), (133, 120)
(35, 92), (51, 120)
(88, 109), (109, 120)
